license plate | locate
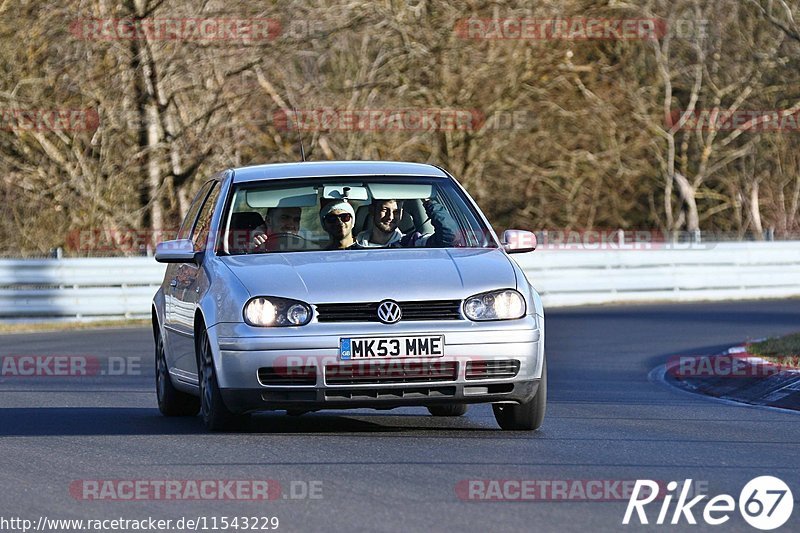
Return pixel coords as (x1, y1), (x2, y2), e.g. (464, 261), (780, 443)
(340, 336), (444, 360)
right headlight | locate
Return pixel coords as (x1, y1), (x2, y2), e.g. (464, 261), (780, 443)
(244, 296), (312, 327)
(463, 289), (526, 321)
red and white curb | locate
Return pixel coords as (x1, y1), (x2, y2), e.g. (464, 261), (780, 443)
(653, 340), (800, 412)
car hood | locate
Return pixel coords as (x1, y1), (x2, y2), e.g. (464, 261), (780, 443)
(220, 248), (517, 303)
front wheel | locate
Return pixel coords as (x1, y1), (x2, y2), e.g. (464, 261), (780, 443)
(493, 357), (547, 431)
(197, 327), (245, 431)
(155, 329), (200, 416)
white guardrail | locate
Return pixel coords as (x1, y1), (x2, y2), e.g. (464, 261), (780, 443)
(0, 242), (799, 320)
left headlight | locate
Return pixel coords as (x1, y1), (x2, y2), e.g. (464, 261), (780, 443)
(463, 289), (526, 321)
(244, 297), (312, 327)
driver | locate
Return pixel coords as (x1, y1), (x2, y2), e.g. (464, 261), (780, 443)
(251, 207), (302, 249)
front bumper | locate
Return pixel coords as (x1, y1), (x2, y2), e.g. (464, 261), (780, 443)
(221, 380), (540, 412)
(206, 316), (543, 413)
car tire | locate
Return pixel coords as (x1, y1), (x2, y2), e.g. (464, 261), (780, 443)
(493, 357), (547, 431)
(155, 329), (200, 416)
(197, 326), (245, 431)
(427, 404), (468, 417)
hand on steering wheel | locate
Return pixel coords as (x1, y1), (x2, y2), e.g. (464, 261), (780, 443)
(253, 232), (308, 252)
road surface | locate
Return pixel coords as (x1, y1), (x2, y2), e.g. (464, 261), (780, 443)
(1, 299), (799, 532)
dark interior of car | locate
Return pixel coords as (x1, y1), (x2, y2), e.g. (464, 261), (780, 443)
(226, 197), (438, 253)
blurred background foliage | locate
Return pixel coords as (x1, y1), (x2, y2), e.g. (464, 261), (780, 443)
(0, 0), (798, 255)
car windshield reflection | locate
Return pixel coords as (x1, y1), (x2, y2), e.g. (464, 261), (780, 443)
(221, 177), (497, 254)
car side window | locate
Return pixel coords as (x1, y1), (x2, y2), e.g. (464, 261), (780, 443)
(191, 183), (221, 252)
(177, 182), (214, 240)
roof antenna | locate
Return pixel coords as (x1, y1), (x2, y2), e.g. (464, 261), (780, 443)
(292, 107), (307, 162)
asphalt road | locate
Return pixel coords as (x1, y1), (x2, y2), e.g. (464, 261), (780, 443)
(1, 299), (799, 533)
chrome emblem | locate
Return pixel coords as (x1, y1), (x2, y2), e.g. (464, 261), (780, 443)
(376, 300), (402, 324)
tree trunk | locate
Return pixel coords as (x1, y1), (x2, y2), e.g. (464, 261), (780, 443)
(146, 102), (163, 233)
(673, 172), (700, 233)
(750, 179), (763, 239)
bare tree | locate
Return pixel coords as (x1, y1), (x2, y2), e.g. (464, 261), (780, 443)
(1, 0), (799, 255)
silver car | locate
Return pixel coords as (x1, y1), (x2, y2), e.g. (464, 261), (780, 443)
(152, 161), (546, 431)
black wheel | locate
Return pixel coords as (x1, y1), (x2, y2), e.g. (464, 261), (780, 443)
(493, 357), (547, 431)
(197, 326), (244, 431)
(155, 329), (200, 416)
(427, 404), (468, 417)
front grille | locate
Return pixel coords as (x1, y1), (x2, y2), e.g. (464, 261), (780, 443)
(465, 360), (520, 380)
(258, 366), (316, 386)
(315, 300), (462, 323)
(325, 386), (457, 401)
(325, 361), (458, 385)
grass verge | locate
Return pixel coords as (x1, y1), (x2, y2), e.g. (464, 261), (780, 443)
(0, 318), (149, 334)
(747, 332), (800, 368)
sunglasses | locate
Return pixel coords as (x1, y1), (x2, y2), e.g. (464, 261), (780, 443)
(324, 212), (352, 224)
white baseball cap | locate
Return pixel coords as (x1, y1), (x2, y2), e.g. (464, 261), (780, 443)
(319, 200), (355, 224)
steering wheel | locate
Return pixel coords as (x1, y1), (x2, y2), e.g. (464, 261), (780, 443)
(259, 232), (309, 252)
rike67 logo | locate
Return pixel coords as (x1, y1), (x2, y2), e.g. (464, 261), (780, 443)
(623, 477), (793, 530)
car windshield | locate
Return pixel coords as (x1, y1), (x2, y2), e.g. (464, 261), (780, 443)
(220, 176), (497, 254)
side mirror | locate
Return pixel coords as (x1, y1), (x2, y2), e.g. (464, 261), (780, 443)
(155, 239), (198, 263)
(502, 230), (537, 254)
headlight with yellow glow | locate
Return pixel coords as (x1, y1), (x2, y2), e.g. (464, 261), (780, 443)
(463, 289), (526, 321)
(244, 297), (312, 327)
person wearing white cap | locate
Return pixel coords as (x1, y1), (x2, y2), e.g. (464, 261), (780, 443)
(319, 200), (356, 250)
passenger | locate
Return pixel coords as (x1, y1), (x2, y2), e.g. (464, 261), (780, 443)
(320, 200), (355, 250)
(252, 207), (302, 249)
(354, 198), (458, 248)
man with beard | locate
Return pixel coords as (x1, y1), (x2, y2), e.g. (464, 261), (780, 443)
(354, 198), (458, 248)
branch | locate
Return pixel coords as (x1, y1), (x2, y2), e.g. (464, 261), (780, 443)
(745, 0), (800, 42)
